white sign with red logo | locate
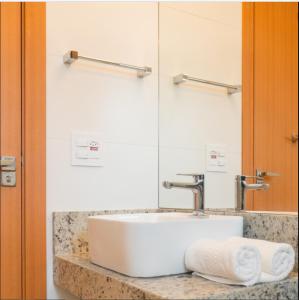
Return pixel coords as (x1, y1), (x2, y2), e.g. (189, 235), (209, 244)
(72, 132), (104, 166)
(206, 144), (227, 173)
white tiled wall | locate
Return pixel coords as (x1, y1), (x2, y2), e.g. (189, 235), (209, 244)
(158, 3), (242, 209)
(46, 3), (158, 298)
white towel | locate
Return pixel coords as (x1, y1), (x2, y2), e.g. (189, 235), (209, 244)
(185, 239), (261, 286)
(229, 237), (295, 282)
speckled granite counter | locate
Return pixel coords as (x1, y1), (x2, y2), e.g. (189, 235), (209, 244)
(53, 209), (298, 299)
(54, 255), (298, 300)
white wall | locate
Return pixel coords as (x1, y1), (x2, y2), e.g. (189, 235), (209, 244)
(158, 3), (242, 209)
(46, 3), (158, 298)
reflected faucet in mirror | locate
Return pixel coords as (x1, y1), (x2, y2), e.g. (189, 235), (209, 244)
(235, 175), (270, 211)
(162, 174), (205, 215)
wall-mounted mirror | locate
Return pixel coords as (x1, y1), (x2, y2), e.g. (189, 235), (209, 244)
(158, 2), (298, 211)
(158, 3), (242, 209)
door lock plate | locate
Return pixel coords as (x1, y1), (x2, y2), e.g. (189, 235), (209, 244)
(1, 171), (16, 187)
(0, 156), (16, 171)
(0, 156), (16, 187)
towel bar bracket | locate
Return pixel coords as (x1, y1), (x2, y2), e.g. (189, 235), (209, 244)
(63, 50), (79, 64)
(173, 73), (242, 95)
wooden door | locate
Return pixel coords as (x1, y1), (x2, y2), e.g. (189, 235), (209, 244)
(1, 3), (46, 299)
(0, 3), (22, 298)
(243, 3), (298, 211)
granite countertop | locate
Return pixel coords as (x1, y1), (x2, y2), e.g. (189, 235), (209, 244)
(53, 209), (298, 299)
(54, 254), (298, 300)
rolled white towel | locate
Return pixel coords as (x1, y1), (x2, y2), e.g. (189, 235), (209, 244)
(185, 239), (261, 286)
(229, 237), (295, 282)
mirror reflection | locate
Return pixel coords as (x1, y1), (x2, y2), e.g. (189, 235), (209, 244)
(158, 2), (298, 212)
(159, 3), (242, 209)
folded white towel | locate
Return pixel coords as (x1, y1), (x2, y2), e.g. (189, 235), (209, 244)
(229, 237), (295, 282)
(185, 239), (261, 286)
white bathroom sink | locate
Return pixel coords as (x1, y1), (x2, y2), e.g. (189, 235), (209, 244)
(88, 212), (243, 277)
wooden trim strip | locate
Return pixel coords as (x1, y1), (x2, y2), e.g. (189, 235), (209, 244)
(22, 3), (46, 299)
(242, 3), (255, 210)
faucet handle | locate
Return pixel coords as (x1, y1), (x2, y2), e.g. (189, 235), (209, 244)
(236, 175), (260, 180)
(256, 170), (280, 183)
(177, 173), (204, 182)
(177, 173), (203, 176)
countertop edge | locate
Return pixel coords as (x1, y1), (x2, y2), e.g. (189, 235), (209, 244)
(54, 255), (165, 300)
(54, 255), (298, 300)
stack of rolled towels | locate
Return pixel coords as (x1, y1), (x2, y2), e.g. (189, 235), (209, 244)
(185, 237), (295, 286)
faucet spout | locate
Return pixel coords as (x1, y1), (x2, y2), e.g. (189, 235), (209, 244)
(243, 182), (270, 191)
(235, 175), (270, 211)
(163, 180), (202, 191)
(162, 174), (205, 214)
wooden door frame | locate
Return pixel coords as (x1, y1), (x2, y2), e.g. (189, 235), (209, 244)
(22, 3), (46, 299)
(242, 3), (254, 210)
(0, 3), (22, 297)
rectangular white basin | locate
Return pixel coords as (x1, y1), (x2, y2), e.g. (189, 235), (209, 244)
(88, 212), (243, 277)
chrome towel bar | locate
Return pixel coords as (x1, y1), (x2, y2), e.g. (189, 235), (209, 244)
(173, 74), (241, 95)
(63, 50), (152, 78)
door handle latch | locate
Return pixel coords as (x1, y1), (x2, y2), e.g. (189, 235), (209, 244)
(0, 156), (16, 187)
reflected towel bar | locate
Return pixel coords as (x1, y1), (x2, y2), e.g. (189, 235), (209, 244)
(63, 50), (152, 78)
(173, 74), (242, 95)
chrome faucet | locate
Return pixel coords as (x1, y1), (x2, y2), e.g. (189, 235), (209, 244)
(163, 174), (205, 215)
(235, 175), (270, 210)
